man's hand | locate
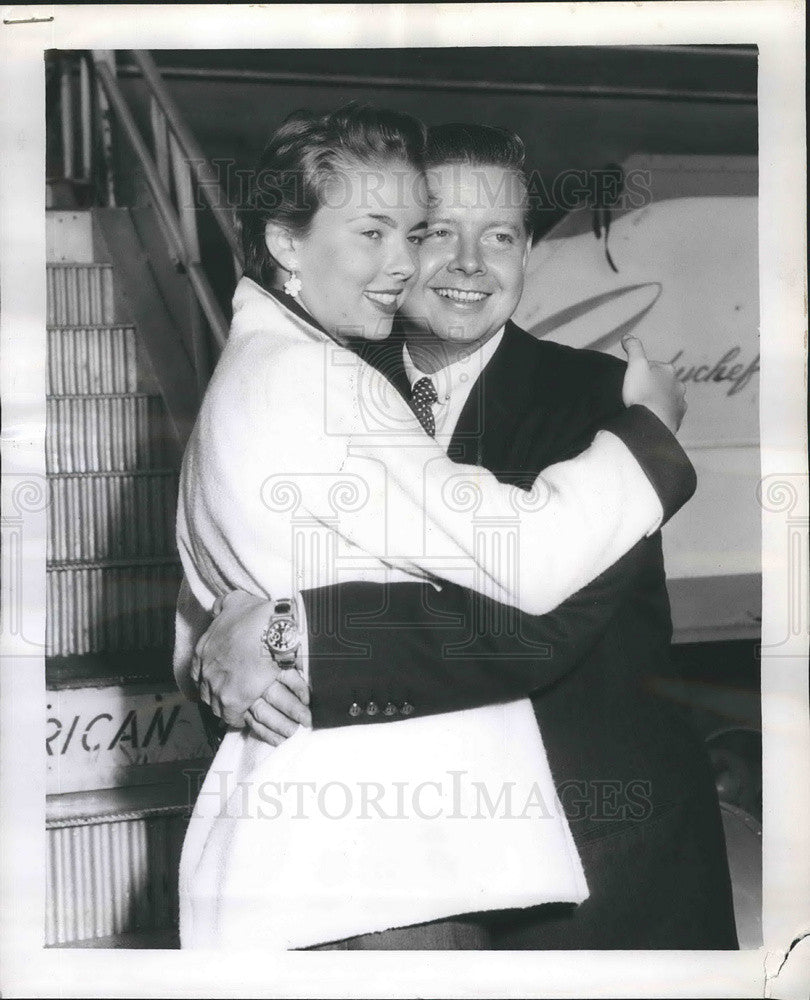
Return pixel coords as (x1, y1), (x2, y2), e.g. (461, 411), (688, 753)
(621, 335), (687, 433)
(193, 590), (312, 733)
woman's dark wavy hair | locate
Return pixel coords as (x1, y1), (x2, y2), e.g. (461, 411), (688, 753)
(240, 103), (427, 289)
(424, 122), (532, 235)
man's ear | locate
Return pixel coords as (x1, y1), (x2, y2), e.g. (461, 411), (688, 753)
(264, 222), (299, 274)
(522, 234), (532, 269)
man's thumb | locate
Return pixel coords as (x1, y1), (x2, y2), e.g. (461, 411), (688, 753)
(622, 335), (647, 364)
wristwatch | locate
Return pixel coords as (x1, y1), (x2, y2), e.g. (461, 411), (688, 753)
(260, 597), (301, 669)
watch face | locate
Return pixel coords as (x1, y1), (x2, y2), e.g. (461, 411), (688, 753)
(266, 619), (298, 652)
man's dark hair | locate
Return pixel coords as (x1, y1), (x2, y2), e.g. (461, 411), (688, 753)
(425, 122), (532, 235)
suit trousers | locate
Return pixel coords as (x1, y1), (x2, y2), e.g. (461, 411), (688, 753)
(307, 786), (737, 950)
(492, 784), (739, 950)
(305, 916), (492, 950)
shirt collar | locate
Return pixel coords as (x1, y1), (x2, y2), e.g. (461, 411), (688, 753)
(402, 328), (505, 403)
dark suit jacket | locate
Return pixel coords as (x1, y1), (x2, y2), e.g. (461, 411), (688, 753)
(301, 320), (712, 843)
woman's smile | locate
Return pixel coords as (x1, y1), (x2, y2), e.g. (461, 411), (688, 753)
(364, 288), (406, 313)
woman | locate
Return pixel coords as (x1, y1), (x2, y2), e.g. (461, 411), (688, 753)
(175, 104), (689, 950)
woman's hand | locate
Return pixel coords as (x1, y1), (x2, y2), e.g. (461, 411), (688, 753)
(245, 671), (311, 746)
(192, 590), (311, 732)
(621, 335), (687, 433)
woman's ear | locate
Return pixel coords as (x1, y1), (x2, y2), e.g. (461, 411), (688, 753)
(264, 222), (299, 275)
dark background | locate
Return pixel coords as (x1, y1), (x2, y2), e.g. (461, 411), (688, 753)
(48, 45), (757, 229)
(64, 45), (756, 310)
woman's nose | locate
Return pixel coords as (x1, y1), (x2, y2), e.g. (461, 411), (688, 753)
(386, 238), (418, 281)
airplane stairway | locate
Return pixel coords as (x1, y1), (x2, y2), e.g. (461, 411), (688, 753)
(45, 210), (211, 948)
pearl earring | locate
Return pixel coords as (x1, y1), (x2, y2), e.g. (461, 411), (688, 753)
(283, 271), (302, 298)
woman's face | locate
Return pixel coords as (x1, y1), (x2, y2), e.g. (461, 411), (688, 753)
(286, 160), (427, 342)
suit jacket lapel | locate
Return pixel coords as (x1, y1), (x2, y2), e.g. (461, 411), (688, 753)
(360, 323), (552, 476)
(451, 321), (542, 472)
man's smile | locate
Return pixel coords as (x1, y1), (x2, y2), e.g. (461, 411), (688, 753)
(431, 287), (492, 304)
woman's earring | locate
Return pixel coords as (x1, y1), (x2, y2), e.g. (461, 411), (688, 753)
(284, 271), (302, 298)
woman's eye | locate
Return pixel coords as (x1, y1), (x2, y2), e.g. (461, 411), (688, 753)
(362, 229), (382, 240)
(426, 228), (450, 240)
(407, 233), (424, 246)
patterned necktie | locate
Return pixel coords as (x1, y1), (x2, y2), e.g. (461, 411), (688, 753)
(411, 376), (439, 437)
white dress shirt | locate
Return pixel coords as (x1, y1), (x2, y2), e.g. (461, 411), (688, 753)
(402, 327), (505, 447)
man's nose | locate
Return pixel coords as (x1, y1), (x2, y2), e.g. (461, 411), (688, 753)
(450, 235), (485, 275)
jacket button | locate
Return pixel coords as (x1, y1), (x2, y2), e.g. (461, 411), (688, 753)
(366, 701), (379, 716)
(349, 702), (362, 718)
(383, 702), (398, 717)
(400, 702), (414, 716)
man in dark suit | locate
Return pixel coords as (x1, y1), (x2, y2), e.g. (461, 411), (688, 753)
(191, 123), (737, 949)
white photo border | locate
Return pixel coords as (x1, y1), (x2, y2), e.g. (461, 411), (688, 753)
(1, 3), (807, 997)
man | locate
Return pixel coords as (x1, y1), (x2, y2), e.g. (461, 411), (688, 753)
(187, 123), (737, 949)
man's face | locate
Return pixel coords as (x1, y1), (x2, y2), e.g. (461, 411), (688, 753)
(400, 162), (531, 348)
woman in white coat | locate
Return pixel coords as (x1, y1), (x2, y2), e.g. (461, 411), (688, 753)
(175, 104), (690, 950)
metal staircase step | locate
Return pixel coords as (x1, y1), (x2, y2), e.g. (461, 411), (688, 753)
(47, 263), (117, 326)
(47, 648), (177, 688)
(45, 810), (186, 947)
(46, 394), (173, 473)
(48, 325), (138, 395)
(51, 928), (180, 949)
(46, 559), (182, 657)
(48, 470), (178, 563)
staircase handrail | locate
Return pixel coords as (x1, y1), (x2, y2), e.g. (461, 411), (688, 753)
(130, 50), (244, 271)
(92, 54), (229, 350)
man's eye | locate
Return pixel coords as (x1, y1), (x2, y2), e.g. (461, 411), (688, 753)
(426, 228), (450, 240)
(492, 232), (514, 244)
(362, 229), (382, 240)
